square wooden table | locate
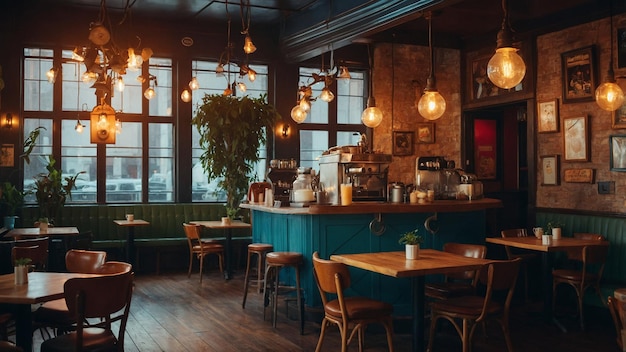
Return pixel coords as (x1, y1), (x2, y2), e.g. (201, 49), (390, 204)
(191, 221), (251, 280)
(0, 271), (99, 351)
(485, 236), (609, 329)
(331, 250), (490, 352)
(4, 226), (79, 239)
(114, 219), (150, 266)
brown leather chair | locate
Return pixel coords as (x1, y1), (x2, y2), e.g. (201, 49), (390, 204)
(500, 229), (537, 302)
(312, 252), (394, 352)
(607, 296), (624, 350)
(12, 237), (49, 271)
(39, 270), (135, 352)
(183, 223), (224, 282)
(427, 258), (521, 352)
(552, 242), (608, 330)
(425, 243), (487, 300)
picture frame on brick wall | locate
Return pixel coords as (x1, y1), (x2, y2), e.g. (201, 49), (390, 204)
(561, 45), (596, 104)
(537, 99), (559, 133)
(540, 155), (559, 186)
(610, 135), (626, 171)
(563, 115), (589, 162)
(416, 123), (435, 144)
(393, 131), (414, 156)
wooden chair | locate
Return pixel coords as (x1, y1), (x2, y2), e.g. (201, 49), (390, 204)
(12, 237), (49, 271)
(427, 258), (521, 352)
(500, 229), (537, 302)
(425, 243), (487, 300)
(552, 243), (609, 330)
(39, 270), (135, 352)
(312, 252), (394, 352)
(183, 223), (224, 282)
(607, 296), (624, 351)
(32, 250), (109, 338)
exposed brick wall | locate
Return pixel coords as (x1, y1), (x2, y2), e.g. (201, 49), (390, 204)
(372, 43), (462, 185)
(536, 14), (626, 212)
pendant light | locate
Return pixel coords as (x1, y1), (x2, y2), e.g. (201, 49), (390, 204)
(361, 44), (383, 128)
(596, 0), (624, 111)
(417, 12), (446, 121)
(487, 0), (526, 89)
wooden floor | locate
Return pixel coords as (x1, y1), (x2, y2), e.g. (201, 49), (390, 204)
(28, 269), (621, 352)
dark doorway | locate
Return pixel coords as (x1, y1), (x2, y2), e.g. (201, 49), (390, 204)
(463, 102), (529, 236)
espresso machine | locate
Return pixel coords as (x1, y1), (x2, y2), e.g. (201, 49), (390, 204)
(319, 152), (392, 205)
(415, 156), (447, 199)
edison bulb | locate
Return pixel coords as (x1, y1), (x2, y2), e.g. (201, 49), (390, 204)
(487, 47), (526, 89)
(418, 91), (446, 121)
(291, 105), (307, 123)
(595, 81), (625, 111)
(181, 89), (192, 103)
(361, 106), (383, 128)
(319, 87), (334, 102)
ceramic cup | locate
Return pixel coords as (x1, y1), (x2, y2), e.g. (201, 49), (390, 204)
(533, 227), (544, 239)
(126, 214), (134, 222)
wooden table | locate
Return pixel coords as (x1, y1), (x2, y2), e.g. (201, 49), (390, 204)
(114, 220), (150, 267)
(331, 250), (490, 352)
(485, 236), (609, 329)
(4, 226), (79, 239)
(0, 271), (99, 351)
(191, 221), (251, 280)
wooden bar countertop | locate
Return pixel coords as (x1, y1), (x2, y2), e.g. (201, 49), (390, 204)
(241, 198), (502, 215)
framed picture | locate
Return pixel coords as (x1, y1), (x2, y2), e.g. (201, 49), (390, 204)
(393, 131), (414, 156)
(563, 116), (589, 162)
(610, 135), (626, 171)
(470, 54), (499, 101)
(561, 45), (596, 104)
(537, 99), (559, 133)
(0, 144), (14, 167)
(540, 155), (560, 186)
(618, 28), (626, 68)
(416, 123), (435, 144)
(612, 103), (626, 129)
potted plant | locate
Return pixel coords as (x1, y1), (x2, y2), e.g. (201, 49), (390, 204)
(546, 221), (565, 239)
(0, 181), (25, 229)
(192, 94), (280, 221)
(399, 228), (424, 260)
(14, 257), (32, 285)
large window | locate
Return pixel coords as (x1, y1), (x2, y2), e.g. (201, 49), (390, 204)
(190, 60), (269, 203)
(23, 48), (54, 112)
(298, 68), (367, 169)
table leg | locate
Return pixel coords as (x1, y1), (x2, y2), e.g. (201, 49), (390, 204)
(542, 252), (567, 332)
(14, 303), (32, 351)
(224, 229), (232, 280)
(411, 276), (425, 352)
(127, 227), (136, 266)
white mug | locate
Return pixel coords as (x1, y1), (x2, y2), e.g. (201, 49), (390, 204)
(126, 214), (134, 222)
(532, 227), (544, 239)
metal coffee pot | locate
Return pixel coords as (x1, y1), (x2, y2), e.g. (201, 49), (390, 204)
(389, 182), (405, 203)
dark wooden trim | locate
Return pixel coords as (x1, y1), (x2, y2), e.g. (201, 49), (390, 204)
(536, 207), (626, 219)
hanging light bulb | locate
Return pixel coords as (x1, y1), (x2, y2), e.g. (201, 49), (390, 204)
(299, 97), (311, 113)
(75, 119), (85, 133)
(181, 88), (192, 103)
(337, 66), (351, 79)
(189, 76), (199, 90)
(596, 2), (624, 111)
(223, 84), (233, 96)
(115, 76), (125, 92)
(127, 48), (143, 72)
(144, 86), (156, 100)
(115, 119), (122, 134)
(418, 12), (446, 121)
(82, 71), (97, 84)
(487, 0), (526, 89)
(216, 63), (225, 77)
(238, 81), (247, 92)
(46, 67), (58, 84)
(72, 47), (85, 62)
(291, 105), (307, 123)
(319, 87), (335, 102)
(243, 35), (257, 54)
(247, 67), (257, 82)
(361, 97), (383, 128)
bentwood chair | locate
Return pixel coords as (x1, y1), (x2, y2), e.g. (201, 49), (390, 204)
(183, 223), (224, 282)
(312, 252), (394, 352)
(607, 295), (624, 350)
(12, 237), (50, 271)
(500, 229), (537, 302)
(552, 242), (609, 330)
(40, 270), (135, 352)
(427, 258), (521, 352)
(425, 243), (487, 300)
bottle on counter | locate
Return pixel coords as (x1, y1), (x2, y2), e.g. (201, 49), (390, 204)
(292, 167), (315, 203)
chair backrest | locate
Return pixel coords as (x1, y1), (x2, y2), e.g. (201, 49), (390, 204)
(64, 270), (134, 349)
(580, 245), (609, 281)
(65, 249), (107, 273)
(312, 252), (352, 306)
(11, 237), (49, 270)
(476, 258), (521, 320)
(607, 296), (624, 350)
(183, 223), (202, 241)
(98, 261), (133, 275)
(500, 229), (528, 259)
(566, 233), (607, 262)
(443, 243), (487, 281)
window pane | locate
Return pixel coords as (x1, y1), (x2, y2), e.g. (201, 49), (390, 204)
(337, 71), (365, 124)
(148, 58), (172, 116)
(61, 120), (96, 203)
(299, 67), (328, 124)
(106, 122), (142, 203)
(300, 130), (328, 170)
(23, 119), (54, 203)
(23, 49), (53, 111)
(148, 123), (174, 202)
(112, 70), (142, 114)
(61, 50), (96, 111)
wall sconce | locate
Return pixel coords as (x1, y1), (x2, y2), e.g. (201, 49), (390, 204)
(282, 124), (290, 138)
(4, 113), (12, 129)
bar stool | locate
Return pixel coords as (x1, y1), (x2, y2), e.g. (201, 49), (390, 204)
(242, 243), (274, 308)
(263, 251), (304, 335)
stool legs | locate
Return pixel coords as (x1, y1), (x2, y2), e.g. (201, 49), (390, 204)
(242, 245), (272, 309)
(263, 263), (304, 335)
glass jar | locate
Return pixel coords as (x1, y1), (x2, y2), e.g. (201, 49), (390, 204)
(292, 167), (314, 202)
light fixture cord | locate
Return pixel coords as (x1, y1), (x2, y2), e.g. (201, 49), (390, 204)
(426, 12), (436, 89)
(226, 0), (232, 87)
(608, 0), (616, 79)
(240, 0), (251, 34)
(367, 43), (374, 100)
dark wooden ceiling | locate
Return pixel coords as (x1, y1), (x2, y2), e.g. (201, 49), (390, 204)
(11, 0), (617, 61)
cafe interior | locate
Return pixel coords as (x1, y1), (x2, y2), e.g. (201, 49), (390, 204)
(1, 0), (626, 351)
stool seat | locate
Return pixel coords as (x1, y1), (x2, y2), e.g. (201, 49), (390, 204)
(266, 252), (303, 265)
(242, 243), (274, 309)
(249, 243), (274, 252)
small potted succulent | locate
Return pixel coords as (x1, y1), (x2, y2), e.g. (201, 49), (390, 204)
(14, 257), (32, 285)
(399, 228), (424, 260)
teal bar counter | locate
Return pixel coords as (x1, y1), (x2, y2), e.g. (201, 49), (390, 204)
(241, 199), (501, 315)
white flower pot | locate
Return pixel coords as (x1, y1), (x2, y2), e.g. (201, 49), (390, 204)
(405, 244), (420, 260)
(14, 266), (28, 285)
(551, 227), (562, 240)
(542, 235), (552, 245)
